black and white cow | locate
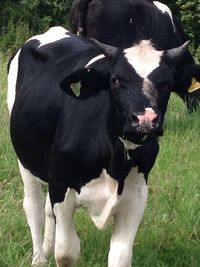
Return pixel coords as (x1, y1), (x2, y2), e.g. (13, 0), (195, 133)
(8, 26), (189, 267)
(69, 0), (200, 112)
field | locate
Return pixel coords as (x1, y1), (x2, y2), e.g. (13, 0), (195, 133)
(0, 53), (200, 267)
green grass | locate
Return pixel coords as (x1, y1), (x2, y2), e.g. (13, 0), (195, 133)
(0, 53), (200, 267)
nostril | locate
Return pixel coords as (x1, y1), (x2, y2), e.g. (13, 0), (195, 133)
(131, 112), (139, 127)
(153, 115), (158, 124)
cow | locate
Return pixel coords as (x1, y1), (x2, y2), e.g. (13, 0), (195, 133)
(7, 26), (189, 267)
(69, 0), (200, 112)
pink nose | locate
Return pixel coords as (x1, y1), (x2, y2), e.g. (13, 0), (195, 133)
(137, 108), (158, 127)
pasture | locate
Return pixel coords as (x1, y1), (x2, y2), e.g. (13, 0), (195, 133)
(0, 53), (200, 267)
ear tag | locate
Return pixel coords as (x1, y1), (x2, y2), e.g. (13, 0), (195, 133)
(71, 82), (81, 97)
(188, 78), (200, 93)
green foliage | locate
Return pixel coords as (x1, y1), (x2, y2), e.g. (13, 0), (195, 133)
(0, 0), (73, 53)
(0, 22), (32, 55)
(176, 0), (200, 46)
(0, 0), (74, 30)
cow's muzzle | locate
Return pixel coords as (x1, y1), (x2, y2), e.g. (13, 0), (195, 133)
(132, 107), (159, 134)
(123, 107), (162, 144)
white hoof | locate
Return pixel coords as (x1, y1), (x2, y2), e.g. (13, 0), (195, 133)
(31, 253), (47, 266)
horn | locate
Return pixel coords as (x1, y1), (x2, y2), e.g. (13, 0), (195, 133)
(90, 38), (118, 58)
(166, 40), (190, 62)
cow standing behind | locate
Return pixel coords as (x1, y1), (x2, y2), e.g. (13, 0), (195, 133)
(69, 0), (200, 112)
(8, 26), (189, 267)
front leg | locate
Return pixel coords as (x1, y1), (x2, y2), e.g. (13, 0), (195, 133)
(108, 170), (148, 267)
(50, 187), (80, 267)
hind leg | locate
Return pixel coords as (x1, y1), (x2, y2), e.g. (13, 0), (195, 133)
(18, 160), (46, 265)
(43, 192), (55, 257)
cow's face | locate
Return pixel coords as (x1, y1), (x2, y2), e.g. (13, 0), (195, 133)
(63, 38), (189, 144)
(107, 41), (172, 143)
(88, 39), (189, 144)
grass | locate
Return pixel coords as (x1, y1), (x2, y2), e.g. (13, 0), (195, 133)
(0, 52), (200, 267)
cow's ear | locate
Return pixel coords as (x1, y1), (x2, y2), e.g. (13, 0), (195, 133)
(60, 61), (110, 98)
(173, 63), (200, 96)
(60, 67), (86, 97)
(165, 41), (190, 66)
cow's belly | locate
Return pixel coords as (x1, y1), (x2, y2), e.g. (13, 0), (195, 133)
(75, 169), (120, 230)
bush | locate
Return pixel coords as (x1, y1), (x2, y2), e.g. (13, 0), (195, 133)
(0, 22), (32, 55)
(0, 0), (74, 54)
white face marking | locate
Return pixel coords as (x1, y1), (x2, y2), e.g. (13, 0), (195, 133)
(7, 49), (21, 115)
(124, 40), (163, 103)
(153, 1), (175, 32)
(85, 54), (105, 68)
(124, 40), (163, 79)
(27, 26), (70, 48)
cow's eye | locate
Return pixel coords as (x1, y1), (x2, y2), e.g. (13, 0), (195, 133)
(158, 83), (170, 91)
(162, 84), (170, 91)
(111, 77), (119, 87)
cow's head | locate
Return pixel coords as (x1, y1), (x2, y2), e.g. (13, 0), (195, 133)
(61, 38), (189, 144)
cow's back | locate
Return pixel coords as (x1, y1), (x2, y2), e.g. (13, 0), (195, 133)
(71, 0), (177, 49)
(8, 27), (99, 181)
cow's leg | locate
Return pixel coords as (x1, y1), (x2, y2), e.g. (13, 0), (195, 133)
(51, 188), (80, 267)
(18, 161), (46, 265)
(43, 192), (55, 257)
(108, 171), (148, 267)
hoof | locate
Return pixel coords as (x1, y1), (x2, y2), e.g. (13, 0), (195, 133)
(31, 253), (47, 266)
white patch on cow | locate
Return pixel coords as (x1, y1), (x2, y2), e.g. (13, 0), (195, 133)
(153, 1), (175, 32)
(28, 26), (70, 48)
(124, 40), (163, 79)
(119, 137), (141, 160)
(108, 168), (148, 267)
(77, 169), (120, 230)
(7, 49), (21, 115)
(85, 54), (105, 68)
(47, 170), (120, 264)
(18, 160), (46, 265)
(119, 137), (140, 151)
